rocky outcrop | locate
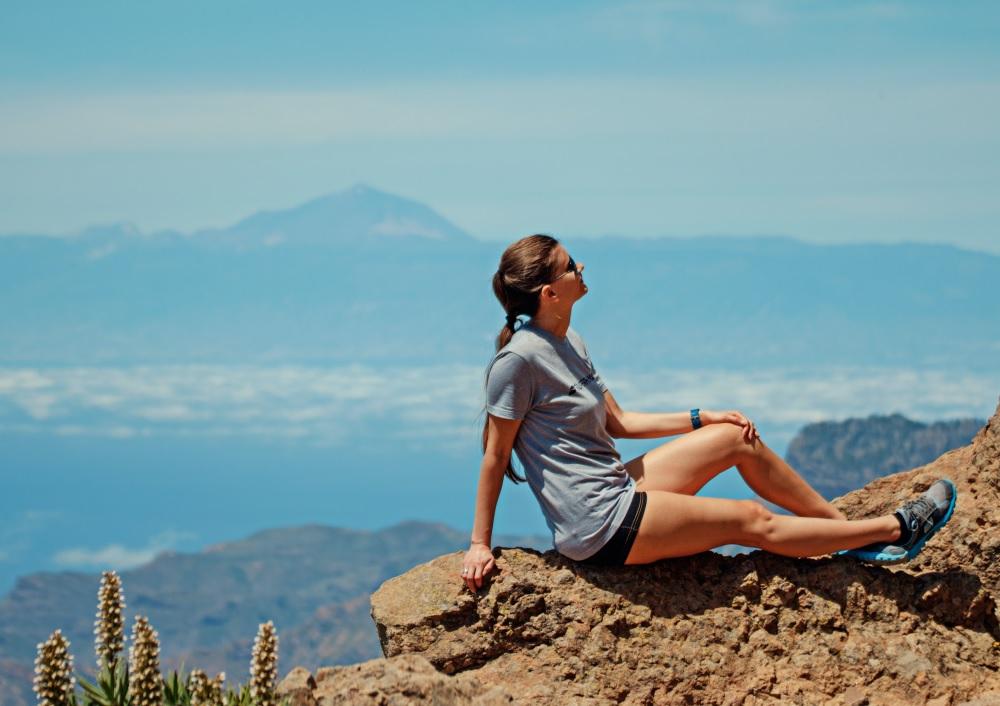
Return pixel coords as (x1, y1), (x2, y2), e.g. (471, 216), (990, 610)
(786, 413), (983, 500)
(282, 398), (1000, 705)
(277, 656), (514, 705)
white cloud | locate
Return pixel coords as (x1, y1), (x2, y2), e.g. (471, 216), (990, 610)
(54, 544), (160, 570)
(19, 394), (58, 419)
(0, 364), (996, 457)
(53, 529), (197, 570)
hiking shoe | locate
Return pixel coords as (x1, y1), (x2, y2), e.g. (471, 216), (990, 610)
(840, 478), (957, 564)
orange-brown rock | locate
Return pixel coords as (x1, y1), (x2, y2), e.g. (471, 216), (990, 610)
(284, 398), (1000, 705)
(281, 653), (513, 705)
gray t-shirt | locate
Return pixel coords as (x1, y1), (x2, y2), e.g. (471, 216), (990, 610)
(484, 321), (635, 560)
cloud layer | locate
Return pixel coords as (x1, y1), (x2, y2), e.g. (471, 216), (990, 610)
(52, 529), (197, 570)
(1, 364), (996, 454)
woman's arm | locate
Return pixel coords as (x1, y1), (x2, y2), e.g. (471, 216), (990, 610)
(463, 414), (522, 591)
(603, 390), (758, 441)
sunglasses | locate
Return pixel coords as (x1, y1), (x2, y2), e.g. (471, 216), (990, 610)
(551, 255), (579, 283)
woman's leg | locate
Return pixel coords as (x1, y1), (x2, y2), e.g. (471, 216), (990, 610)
(624, 423), (845, 520)
(624, 490), (900, 564)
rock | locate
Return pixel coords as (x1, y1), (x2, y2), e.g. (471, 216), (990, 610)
(840, 685), (868, 706)
(277, 666), (318, 706)
(363, 399), (1000, 705)
(309, 653), (512, 705)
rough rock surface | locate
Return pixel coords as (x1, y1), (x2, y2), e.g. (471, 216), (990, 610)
(288, 399), (1000, 705)
(278, 653), (513, 705)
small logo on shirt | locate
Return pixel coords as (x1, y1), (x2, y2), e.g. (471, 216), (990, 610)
(567, 373), (598, 395)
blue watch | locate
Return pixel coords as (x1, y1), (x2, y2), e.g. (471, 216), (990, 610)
(690, 408), (702, 430)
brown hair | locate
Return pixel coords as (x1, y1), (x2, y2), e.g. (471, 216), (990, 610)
(483, 234), (562, 483)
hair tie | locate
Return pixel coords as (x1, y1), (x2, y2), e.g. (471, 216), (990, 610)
(505, 313), (519, 330)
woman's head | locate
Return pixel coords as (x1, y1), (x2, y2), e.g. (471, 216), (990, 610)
(491, 234), (586, 350)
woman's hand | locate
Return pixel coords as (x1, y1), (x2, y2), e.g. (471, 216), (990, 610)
(702, 409), (759, 443)
(461, 542), (496, 592)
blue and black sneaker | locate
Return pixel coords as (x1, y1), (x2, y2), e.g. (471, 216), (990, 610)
(840, 478), (957, 565)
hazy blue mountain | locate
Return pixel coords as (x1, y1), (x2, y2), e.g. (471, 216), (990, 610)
(786, 413), (984, 500)
(0, 521), (549, 705)
(1, 184), (998, 369)
(196, 183), (473, 248)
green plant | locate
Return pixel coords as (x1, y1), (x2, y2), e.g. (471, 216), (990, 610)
(127, 616), (162, 706)
(94, 571), (126, 672)
(162, 666), (191, 706)
(40, 572), (290, 706)
(248, 622), (279, 706)
(34, 629), (78, 706)
(205, 673), (226, 706)
(77, 660), (129, 706)
(223, 683), (253, 706)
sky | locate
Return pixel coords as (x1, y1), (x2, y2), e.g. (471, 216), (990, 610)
(1, 0), (998, 251)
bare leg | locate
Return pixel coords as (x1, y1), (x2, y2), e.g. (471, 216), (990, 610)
(625, 490), (900, 565)
(624, 423), (846, 521)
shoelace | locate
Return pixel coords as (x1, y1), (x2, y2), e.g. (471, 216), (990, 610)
(898, 495), (938, 533)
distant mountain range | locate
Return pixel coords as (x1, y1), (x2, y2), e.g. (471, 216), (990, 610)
(787, 413), (984, 500)
(1, 184), (997, 368)
(0, 521), (549, 706)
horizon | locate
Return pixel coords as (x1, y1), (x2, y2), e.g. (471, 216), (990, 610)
(3, 182), (999, 258)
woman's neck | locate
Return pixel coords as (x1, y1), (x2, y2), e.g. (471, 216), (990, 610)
(530, 308), (571, 339)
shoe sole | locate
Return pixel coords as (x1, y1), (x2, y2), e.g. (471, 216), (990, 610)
(841, 479), (958, 565)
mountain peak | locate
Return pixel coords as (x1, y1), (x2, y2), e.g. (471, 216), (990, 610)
(347, 182), (378, 195)
(214, 185), (474, 247)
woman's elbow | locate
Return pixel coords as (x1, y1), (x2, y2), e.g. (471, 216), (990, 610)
(483, 448), (512, 469)
(606, 423), (627, 439)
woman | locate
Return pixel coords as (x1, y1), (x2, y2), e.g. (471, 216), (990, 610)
(461, 234), (956, 592)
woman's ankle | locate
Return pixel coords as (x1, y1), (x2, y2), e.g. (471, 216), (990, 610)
(884, 515), (903, 542)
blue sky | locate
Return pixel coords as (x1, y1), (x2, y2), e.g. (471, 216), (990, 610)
(1, 0), (999, 250)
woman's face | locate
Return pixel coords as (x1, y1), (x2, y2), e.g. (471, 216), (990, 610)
(550, 244), (587, 303)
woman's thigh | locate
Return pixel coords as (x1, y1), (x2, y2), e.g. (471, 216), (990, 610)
(624, 423), (747, 496)
(625, 489), (752, 564)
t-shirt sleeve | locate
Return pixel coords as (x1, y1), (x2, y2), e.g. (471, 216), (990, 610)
(485, 352), (535, 420)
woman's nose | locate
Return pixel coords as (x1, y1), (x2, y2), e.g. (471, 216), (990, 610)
(578, 262), (585, 274)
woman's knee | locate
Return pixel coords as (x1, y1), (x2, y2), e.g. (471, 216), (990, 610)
(736, 499), (776, 544)
(712, 422), (763, 460)
(703, 422), (752, 457)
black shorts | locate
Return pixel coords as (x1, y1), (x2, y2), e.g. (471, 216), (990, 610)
(576, 491), (648, 566)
